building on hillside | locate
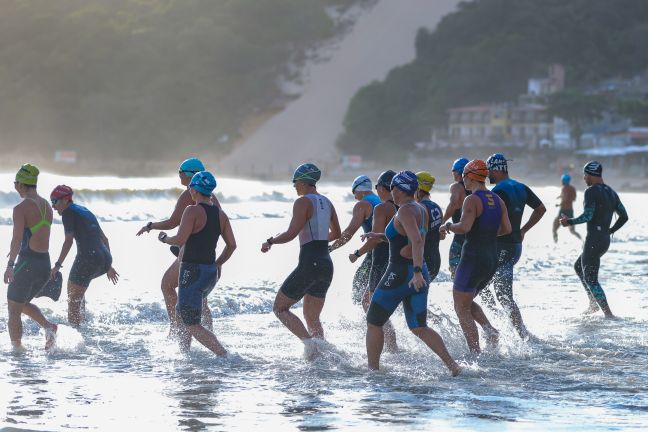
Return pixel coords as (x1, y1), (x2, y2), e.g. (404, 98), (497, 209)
(510, 104), (553, 148)
(447, 104), (510, 146)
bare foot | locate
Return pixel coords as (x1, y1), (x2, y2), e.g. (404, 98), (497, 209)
(45, 324), (58, 351)
(582, 305), (599, 315)
(302, 338), (319, 361)
(450, 363), (461, 377)
(484, 327), (499, 349)
(12, 344), (27, 354)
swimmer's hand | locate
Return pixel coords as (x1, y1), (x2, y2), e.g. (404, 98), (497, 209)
(136, 221), (154, 236)
(348, 253), (358, 263)
(49, 267), (59, 281)
(4, 267), (14, 284)
(361, 232), (386, 242)
(559, 216), (570, 227)
(408, 272), (427, 292)
(261, 242), (272, 253)
(107, 267), (119, 284)
(439, 229), (447, 241)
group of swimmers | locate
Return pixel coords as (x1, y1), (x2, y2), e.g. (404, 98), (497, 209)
(4, 155), (628, 375)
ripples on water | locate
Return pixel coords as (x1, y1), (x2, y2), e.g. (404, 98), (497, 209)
(0, 178), (647, 430)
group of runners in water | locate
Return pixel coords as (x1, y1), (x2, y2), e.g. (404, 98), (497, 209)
(4, 155), (628, 375)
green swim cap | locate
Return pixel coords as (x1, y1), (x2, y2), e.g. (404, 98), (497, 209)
(15, 163), (39, 186)
(292, 163), (321, 185)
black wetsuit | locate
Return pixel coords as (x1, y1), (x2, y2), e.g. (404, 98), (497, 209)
(420, 199), (443, 282)
(568, 183), (628, 310)
(351, 194), (381, 303)
(63, 204), (112, 288)
(449, 182), (469, 273)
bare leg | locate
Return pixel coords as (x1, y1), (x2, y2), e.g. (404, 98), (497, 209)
(552, 216), (560, 242)
(411, 327), (460, 376)
(302, 295), (325, 338)
(273, 291), (310, 340)
(366, 323), (384, 370)
(186, 325), (227, 356)
(569, 225), (582, 240)
(18, 302), (58, 350)
(161, 259), (181, 334)
(363, 288), (398, 352)
(470, 302), (499, 346)
(453, 290), (480, 353)
(201, 298), (213, 333)
(67, 281), (88, 328)
(8, 300), (25, 349)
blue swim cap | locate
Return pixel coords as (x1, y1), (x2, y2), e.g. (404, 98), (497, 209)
(561, 174), (571, 184)
(351, 175), (372, 193)
(452, 157), (469, 174)
(179, 157), (205, 174)
(190, 171), (217, 195)
(292, 163), (321, 185)
(376, 170), (396, 190)
(486, 153), (511, 172)
(391, 170), (419, 194)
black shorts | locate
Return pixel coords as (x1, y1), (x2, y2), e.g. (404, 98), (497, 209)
(69, 247), (112, 288)
(558, 208), (574, 218)
(280, 242), (333, 301)
(7, 249), (51, 304)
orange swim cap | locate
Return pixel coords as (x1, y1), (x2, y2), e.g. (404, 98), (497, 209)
(463, 160), (488, 182)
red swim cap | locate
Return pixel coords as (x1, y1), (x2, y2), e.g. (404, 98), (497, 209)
(463, 160), (488, 182)
(50, 185), (74, 200)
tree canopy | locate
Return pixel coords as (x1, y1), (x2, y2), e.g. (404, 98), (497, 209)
(338, 0), (648, 158)
(0, 0), (367, 162)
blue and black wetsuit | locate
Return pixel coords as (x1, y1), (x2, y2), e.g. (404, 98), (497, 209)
(481, 179), (542, 305)
(281, 194), (334, 300)
(367, 204), (430, 329)
(177, 203), (221, 326)
(449, 182), (469, 274)
(367, 200), (397, 293)
(454, 190), (502, 295)
(352, 194), (381, 303)
(420, 199), (443, 282)
(62, 204), (113, 288)
(568, 183), (628, 310)
(7, 198), (52, 304)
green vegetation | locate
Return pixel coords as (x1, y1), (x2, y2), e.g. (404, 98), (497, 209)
(0, 0), (368, 162)
(338, 0), (648, 158)
(547, 90), (607, 148)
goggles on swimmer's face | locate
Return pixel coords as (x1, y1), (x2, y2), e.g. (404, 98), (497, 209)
(179, 169), (199, 176)
(50, 195), (70, 205)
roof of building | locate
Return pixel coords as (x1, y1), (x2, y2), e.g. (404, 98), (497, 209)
(447, 105), (502, 113)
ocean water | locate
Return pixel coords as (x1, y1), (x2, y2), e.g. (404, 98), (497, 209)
(0, 172), (646, 431)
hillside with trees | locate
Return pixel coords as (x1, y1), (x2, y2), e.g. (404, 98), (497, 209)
(0, 0), (371, 166)
(337, 0), (648, 160)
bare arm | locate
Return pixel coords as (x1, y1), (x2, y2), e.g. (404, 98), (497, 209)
(216, 211), (237, 267)
(328, 204), (342, 242)
(329, 201), (368, 251)
(521, 204), (546, 239)
(163, 206), (197, 246)
(443, 183), (464, 223)
(54, 234), (75, 266)
(137, 190), (192, 235)
(7, 206), (25, 264)
(357, 203), (391, 255)
(268, 198), (311, 245)
(446, 196), (477, 235)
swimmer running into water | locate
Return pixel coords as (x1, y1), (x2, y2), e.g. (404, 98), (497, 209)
(136, 157), (219, 337)
(329, 175), (381, 304)
(261, 163), (341, 359)
(480, 153), (546, 340)
(4, 164), (58, 351)
(440, 160), (511, 354)
(365, 171), (460, 375)
(553, 174), (582, 242)
(560, 161), (628, 318)
(353, 170), (399, 352)
(158, 171), (236, 354)
(50, 185), (119, 328)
